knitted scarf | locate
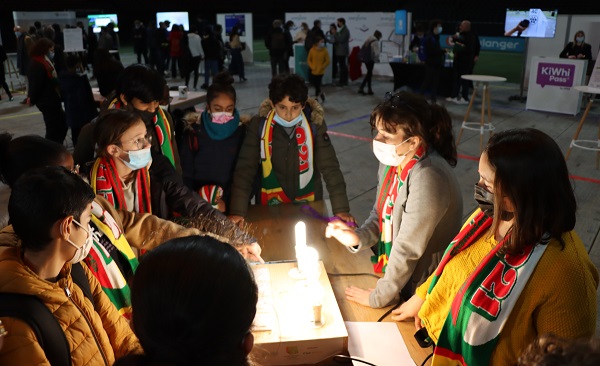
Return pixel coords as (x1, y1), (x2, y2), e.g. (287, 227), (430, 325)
(428, 210), (548, 365)
(199, 184), (224, 210)
(32, 55), (59, 96)
(108, 99), (176, 167)
(260, 109), (315, 205)
(84, 200), (139, 319)
(202, 109), (241, 141)
(371, 146), (425, 273)
(90, 157), (151, 213)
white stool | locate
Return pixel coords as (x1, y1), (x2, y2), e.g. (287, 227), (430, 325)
(565, 85), (600, 169)
(456, 75), (507, 153)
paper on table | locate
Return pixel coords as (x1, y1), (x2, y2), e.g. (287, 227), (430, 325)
(345, 321), (416, 366)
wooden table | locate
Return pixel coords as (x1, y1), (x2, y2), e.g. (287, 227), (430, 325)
(456, 74), (507, 153)
(246, 201), (432, 365)
(566, 85), (600, 169)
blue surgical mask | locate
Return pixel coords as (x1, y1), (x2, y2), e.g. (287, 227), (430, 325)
(15, 31), (22, 37)
(119, 147), (152, 170)
(273, 112), (303, 127)
(576, 36), (584, 43)
(48, 51), (55, 60)
(436, 26), (443, 34)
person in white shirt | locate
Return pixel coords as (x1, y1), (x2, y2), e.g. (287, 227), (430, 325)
(187, 26), (204, 90)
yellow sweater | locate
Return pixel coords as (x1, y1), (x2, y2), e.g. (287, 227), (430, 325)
(307, 46), (330, 76)
(416, 221), (598, 365)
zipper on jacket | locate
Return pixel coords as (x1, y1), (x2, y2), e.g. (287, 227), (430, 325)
(65, 286), (110, 366)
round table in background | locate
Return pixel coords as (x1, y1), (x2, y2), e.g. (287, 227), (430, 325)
(566, 85), (600, 169)
(456, 75), (507, 153)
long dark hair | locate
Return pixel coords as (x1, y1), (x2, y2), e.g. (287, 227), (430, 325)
(485, 128), (576, 254)
(370, 92), (457, 166)
(115, 236), (258, 366)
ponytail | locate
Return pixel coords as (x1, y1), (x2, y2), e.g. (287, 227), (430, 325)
(428, 103), (457, 167)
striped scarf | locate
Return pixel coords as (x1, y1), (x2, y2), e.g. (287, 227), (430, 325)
(84, 200), (139, 319)
(199, 184), (224, 210)
(260, 109), (315, 205)
(371, 146), (424, 273)
(429, 210), (548, 365)
(108, 99), (176, 167)
(90, 157), (151, 213)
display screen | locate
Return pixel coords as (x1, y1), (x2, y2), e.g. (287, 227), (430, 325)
(88, 14), (119, 34)
(225, 14), (246, 36)
(504, 9), (558, 38)
(156, 12), (189, 31)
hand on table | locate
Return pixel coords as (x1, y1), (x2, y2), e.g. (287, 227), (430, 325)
(227, 214), (246, 227)
(238, 242), (264, 263)
(391, 294), (425, 330)
(345, 286), (373, 307)
(325, 220), (359, 247)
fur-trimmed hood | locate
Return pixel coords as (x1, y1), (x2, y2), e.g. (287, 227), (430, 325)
(257, 98), (324, 126)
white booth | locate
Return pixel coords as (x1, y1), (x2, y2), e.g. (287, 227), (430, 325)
(526, 56), (587, 115)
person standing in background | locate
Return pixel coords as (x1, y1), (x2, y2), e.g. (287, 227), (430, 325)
(133, 20), (148, 64)
(201, 26), (221, 89)
(358, 30), (382, 96)
(307, 35), (329, 103)
(265, 19), (288, 77)
(228, 25), (246, 82)
(560, 30), (592, 61)
(0, 44), (14, 102)
(168, 24), (183, 79)
(187, 26), (204, 90)
(214, 24), (226, 71)
(283, 21), (294, 74)
(446, 20), (478, 104)
(326, 23), (338, 80)
(305, 20), (325, 52)
(333, 18), (350, 86)
(419, 20), (445, 104)
(294, 22), (309, 44)
(159, 21), (170, 74)
(28, 38), (67, 143)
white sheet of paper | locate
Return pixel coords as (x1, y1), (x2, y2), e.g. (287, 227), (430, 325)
(345, 321), (416, 366)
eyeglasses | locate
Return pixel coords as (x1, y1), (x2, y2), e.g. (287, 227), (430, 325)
(119, 134), (153, 150)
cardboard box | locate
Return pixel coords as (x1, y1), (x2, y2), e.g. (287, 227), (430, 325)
(251, 262), (348, 365)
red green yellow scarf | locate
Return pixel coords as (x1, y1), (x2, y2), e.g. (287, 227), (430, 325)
(428, 210), (548, 365)
(108, 99), (176, 167)
(372, 146), (425, 273)
(90, 157), (151, 213)
(85, 200), (139, 319)
(260, 109), (315, 205)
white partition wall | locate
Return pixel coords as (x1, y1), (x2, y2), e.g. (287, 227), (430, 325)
(285, 12), (399, 77)
(216, 13), (254, 63)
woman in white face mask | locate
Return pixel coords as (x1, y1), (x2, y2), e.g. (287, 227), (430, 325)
(326, 91), (463, 309)
(559, 30), (592, 61)
(0, 166), (141, 365)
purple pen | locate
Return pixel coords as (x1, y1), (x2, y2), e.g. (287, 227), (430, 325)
(300, 205), (358, 227)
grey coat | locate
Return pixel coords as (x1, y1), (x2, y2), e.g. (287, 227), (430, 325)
(353, 150), (463, 308)
(334, 26), (350, 56)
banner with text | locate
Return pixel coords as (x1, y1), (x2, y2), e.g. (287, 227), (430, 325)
(526, 56), (586, 115)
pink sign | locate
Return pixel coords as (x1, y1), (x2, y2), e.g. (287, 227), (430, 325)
(536, 62), (575, 88)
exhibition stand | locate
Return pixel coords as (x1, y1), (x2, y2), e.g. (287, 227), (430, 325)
(526, 56), (587, 115)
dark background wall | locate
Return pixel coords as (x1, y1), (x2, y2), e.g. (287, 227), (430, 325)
(1, 0), (596, 52)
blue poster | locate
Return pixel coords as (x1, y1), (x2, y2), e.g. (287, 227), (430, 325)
(395, 10), (407, 35)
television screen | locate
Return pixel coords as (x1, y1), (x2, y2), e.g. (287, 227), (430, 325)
(156, 12), (189, 31)
(88, 14), (119, 34)
(504, 9), (558, 38)
(225, 14), (245, 36)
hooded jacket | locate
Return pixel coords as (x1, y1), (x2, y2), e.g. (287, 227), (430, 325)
(0, 245), (141, 365)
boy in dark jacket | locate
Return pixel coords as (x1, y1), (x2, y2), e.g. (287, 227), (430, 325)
(229, 74), (355, 226)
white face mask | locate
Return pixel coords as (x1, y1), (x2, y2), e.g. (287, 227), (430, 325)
(372, 137), (413, 166)
(65, 219), (93, 264)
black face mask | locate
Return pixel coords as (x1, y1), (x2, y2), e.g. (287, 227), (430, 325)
(134, 109), (156, 126)
(474, 184), (494, 216)
(474, 183), (514, 221)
